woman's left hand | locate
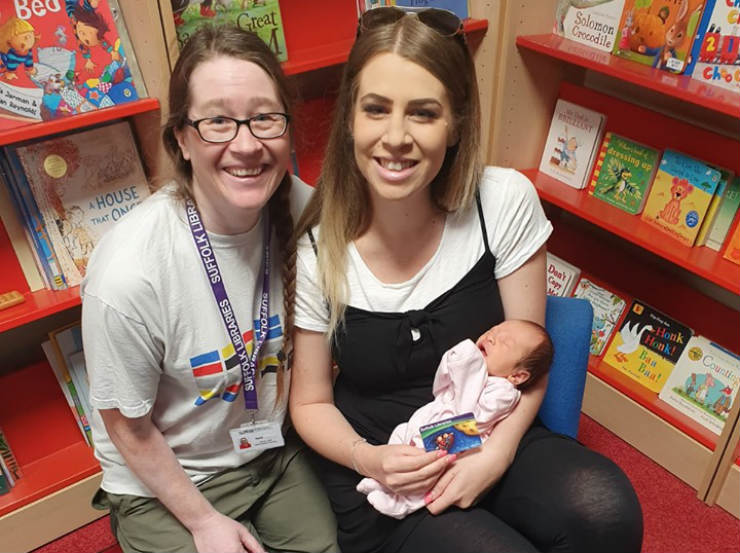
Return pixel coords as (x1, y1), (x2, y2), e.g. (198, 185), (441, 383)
(424, 445), (511, 515)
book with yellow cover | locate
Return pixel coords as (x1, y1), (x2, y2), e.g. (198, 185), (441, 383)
(640, 149), (721, 247)
(603, 299), (693, 393)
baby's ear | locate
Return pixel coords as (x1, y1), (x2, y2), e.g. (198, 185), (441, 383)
(509, 368), (531, 387)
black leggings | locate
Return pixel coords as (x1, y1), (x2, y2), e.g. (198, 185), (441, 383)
(391, 425), (643, 553)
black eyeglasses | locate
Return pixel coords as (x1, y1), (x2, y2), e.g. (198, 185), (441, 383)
(358, 6), (464, 39)
(184, 113), (290, 143)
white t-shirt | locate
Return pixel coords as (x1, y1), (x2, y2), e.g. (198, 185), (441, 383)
(296, 167), (553, 331)
(81, 176), (312, 497)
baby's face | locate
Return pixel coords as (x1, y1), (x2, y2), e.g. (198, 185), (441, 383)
(476, 320), (541, 382)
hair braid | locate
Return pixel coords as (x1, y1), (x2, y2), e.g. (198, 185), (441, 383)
(269, 174), (295, 403)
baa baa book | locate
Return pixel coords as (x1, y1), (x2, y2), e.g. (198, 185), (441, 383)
(0, 0), (145, 132)
(12, 121), (150, 286)
(640, 149), (722, 247)
(706, 175), (740, 252)
(172, 0), (288, 61)
(589, 132), (660, 214)
(572, 276), (627, 357)
(612, 0), (706, 73)
(539, 99), (606, 190)
(659, 335), (740, 435)
(546, 252), (581, 297)
(603, 299), (693, 393)
(687, 0), (740, 94)
(554, 0), (627, 52)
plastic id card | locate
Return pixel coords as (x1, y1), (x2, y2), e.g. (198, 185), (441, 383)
(229, 421), (285, 453)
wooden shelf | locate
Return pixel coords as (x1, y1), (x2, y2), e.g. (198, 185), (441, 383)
(516, 34), (740, 118)
(0, 98), (160, 147)
(527, 169), (740, 294)
(0, 361), (99, 517)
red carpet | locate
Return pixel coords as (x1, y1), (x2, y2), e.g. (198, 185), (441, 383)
(32, 415), (738, 553)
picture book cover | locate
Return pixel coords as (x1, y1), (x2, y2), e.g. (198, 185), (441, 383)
(572, 276), (628, 356)
(172, 0), (288, 61)
(539, 98), (606, 190)
(589, 132), (661, 214)
(612, 0), (706, 73)
(695, 166), (733, 246)
(721, 213), (740, 264)
(13, 121), (150, 285)
(659, 335), (740, 435)
(554, 0), (627, 52)
(603, 299), (693, 393)
(49, 321), (93, 424)
(706, 175), (740, 251)
(687, 0), (740, 94)
(41, 339), (92, 446)
(546, 251), (581, 297)
(0, 0), (145, 132)
(641, 149), (722, 247)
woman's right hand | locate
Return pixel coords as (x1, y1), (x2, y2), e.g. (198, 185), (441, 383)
(190, 511), (265, 553)
(357, 443), (455, 495)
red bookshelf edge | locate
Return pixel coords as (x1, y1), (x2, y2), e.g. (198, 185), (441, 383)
(515, 33), (740, 118)
(0, 361), (98, 517)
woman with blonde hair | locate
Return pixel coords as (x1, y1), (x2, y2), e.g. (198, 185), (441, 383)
(290, 7), (643, 553)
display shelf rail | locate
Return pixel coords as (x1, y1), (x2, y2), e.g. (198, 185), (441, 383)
(0, 287), (81, 334)
(516, 34), (740, 118)
(0, 361), (99, 517)
(0, 98), (160, 147)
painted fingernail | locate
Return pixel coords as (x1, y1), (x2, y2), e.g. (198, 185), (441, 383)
(424, 492), (434, 504)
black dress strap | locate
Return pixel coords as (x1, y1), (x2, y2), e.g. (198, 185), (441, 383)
(475, 189), (491, 254)
(307, 227), (319, 256)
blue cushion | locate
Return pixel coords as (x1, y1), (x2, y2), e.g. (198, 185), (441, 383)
(538, 295), (593, 438)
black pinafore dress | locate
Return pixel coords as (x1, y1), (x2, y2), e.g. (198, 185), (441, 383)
(308, 195), (506, 553)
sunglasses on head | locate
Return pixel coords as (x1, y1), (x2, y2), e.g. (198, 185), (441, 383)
(357, 6), (464, 39)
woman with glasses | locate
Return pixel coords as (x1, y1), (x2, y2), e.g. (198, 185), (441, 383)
(290, 7), (642, 553)
(80, 25), (337, 553)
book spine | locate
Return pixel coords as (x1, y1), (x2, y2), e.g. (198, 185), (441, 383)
(587, 132), (611, 195)
(0, 150), (67, 291)
(684, 0), (717, 76)
(0, 427), (22, 482)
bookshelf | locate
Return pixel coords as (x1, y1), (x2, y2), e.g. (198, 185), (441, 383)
(486, 0), (739, 518)
(0, 1), (492, 550)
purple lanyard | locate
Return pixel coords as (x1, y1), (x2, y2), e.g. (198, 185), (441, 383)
(186, 199), (270, 410)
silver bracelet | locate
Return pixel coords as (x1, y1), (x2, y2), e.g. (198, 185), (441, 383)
(350, 437), (368, 474)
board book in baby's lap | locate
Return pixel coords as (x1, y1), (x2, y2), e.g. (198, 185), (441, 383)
(603, 299), (693, 393)
(640, 149), (722, 247)
(539, 99), (606, 190)
(658, 335), (740, 435)
(554, 0), (627, 52)
(588, 132), (660, 214)
(571, 276), (627, 357)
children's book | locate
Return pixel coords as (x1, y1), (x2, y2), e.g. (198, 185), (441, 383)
(659, 335), (740, 435)
(172, 0), (288, 62)
(641, 149), (722, 247)
(539, 99), (606, 190)
(572, 276), (628, 356)
(706, 176), (740, 251)
(686, 0), (740, 94)
(721, 212), (740, 265)
(0, 426), (22, 482)
(393, 1), (469, 18)
(0, 457), (10, 494)
(13, 121), (150, 285)
(0, 0), (145, 132)
(612, 0), (706, 73)
(1, 149), (67, 290)
(695, 166), (733, 246)
(49, 322), (93, 425)
(42, 339), (92, 446)
(546, 252), (581, 297)
(589, 132), (660, 214)
(554, 0), (627, 52)
(603, 299), (693, 393)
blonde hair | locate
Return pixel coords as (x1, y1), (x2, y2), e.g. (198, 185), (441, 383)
(162, 25), (296, 401)
(296, 16), (482, 337)
(0, 17), (34, 52)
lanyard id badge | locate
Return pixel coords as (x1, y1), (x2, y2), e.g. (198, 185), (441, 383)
(186, 199), (272, 415)
(229, 421), (285, 453)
